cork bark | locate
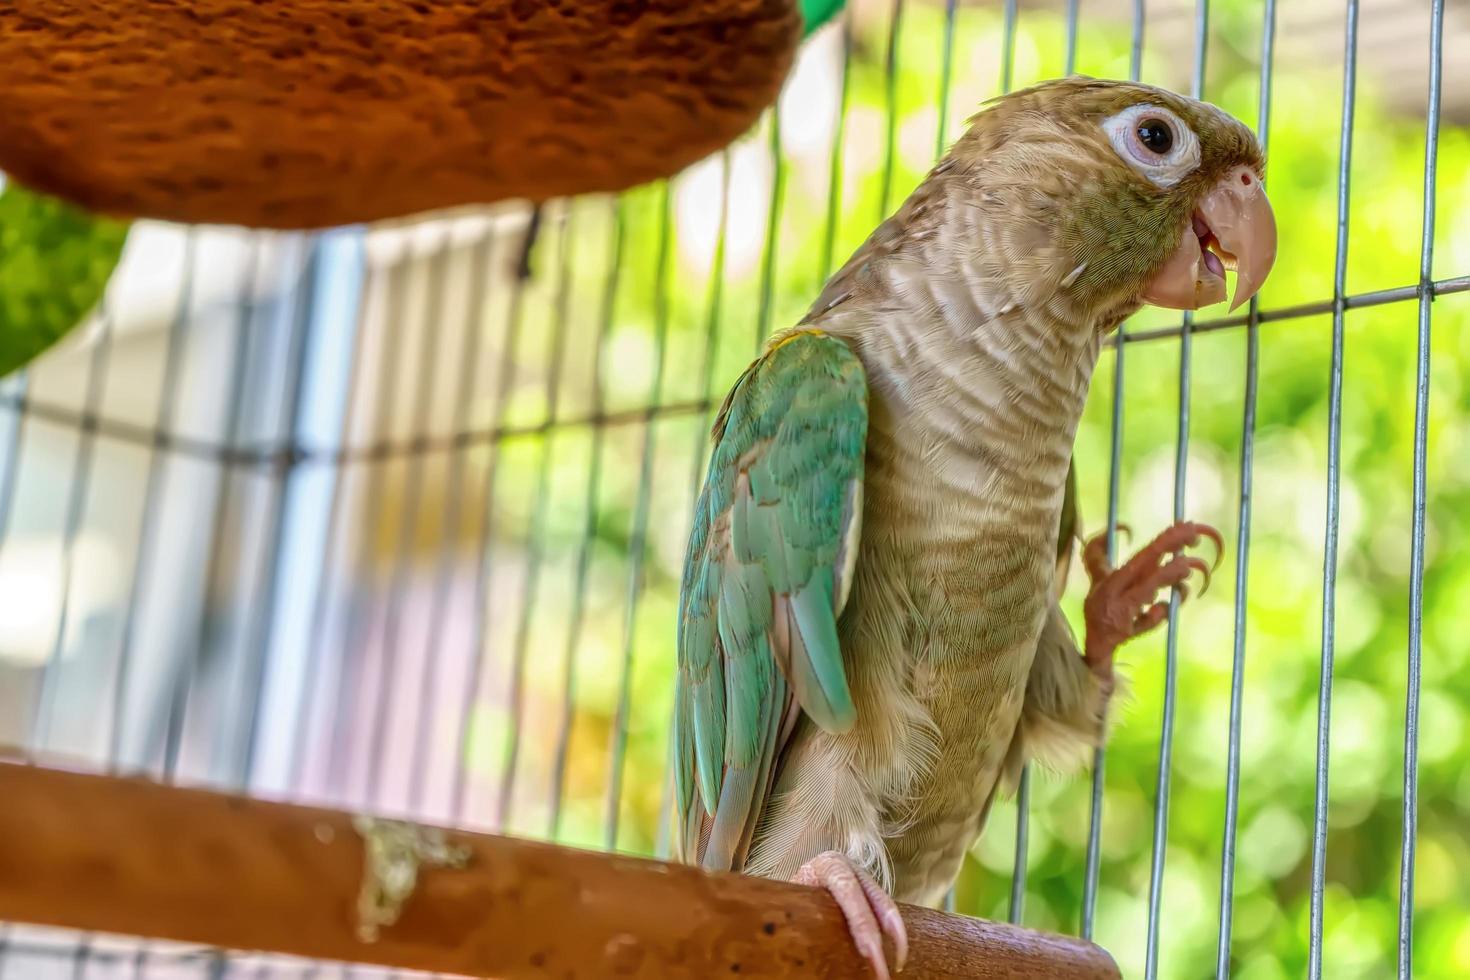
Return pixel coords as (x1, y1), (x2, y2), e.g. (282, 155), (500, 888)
(0, 0), (800, 228)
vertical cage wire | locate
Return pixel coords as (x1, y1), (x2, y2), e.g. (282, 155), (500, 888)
(404, 228), (498, 819)
(1146, 0), (1204, 968)
(823, 16), (854, 284)
(936, 0), (960, 158)
(1000, 0), (1018, 95)
(288, 242), (377, 807)
(1008, 765), (1030, 924)
(320, 257), (414, 809)
(363, 238), (456, 813)
(1081, 0), (1148, 939)
(548, 201), (621, 841)
(1063, 0), (1079, 76)
(1399, 0), (1444, 973)
(879, 0), (905, 220)
(106, 232), (201, 774)
(1215, 0), (1275, 973)
(451, 224), (536, 827)
(1143, 2), (1209, 975)
(497, 207), (576, 830)
(232, 237), (328, 794)
(26, 309), (115, 756)
(1308, 0), (1361, 973)
(757, 114), (786, 355)
(1001, 3), (1029, 925)
(604, 184), (673, 852)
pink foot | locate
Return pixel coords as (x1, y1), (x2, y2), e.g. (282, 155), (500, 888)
(793, 851), (908, 979)
(1081, 521), (1222, 685)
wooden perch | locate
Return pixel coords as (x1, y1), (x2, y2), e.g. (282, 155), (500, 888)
(0, 763), (1120, 979)
(0, 1), (799, 228)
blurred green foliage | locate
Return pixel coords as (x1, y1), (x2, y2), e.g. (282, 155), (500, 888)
(466, 4), (1468, 978)
(0, 180), (128, 379)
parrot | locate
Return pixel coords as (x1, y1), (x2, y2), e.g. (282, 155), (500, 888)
(672, 76), (1276, 977)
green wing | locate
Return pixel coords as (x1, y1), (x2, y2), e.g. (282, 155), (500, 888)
(674, 330), (867, 871)
(0, 182), (129, 379)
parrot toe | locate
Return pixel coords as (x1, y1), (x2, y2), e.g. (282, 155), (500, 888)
(1082, 520), (1223, 673)
(1080, 522), (1131, 585)
(793, 850), (907, 978)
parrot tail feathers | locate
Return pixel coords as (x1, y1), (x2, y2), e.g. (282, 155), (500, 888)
(698, 674), (792, 873)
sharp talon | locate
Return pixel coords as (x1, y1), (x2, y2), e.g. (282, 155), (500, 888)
(1185, 555), (1212, 596)
(1209, 531), (1225, 571)
(1112, 521), (1132, 544)
(1194, 523), (1225, 571)
(1082, 532), (1113, 586)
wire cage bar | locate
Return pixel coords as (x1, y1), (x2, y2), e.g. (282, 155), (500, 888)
(0, 0), (1466, 977)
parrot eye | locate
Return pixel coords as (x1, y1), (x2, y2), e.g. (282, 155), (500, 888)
(1101, 104), (1200, 188)
(1137, 118), (1173, 153)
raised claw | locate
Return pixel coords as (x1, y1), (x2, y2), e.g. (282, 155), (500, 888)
(1082, 520), (1224, 674)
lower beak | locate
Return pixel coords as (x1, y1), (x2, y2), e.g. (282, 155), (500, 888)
(1141, 166), (1277, 313)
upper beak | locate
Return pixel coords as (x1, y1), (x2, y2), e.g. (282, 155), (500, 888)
(1141, 166), (1277, 313)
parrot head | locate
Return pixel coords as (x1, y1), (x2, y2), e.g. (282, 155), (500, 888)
(946, 76), (1276, 321)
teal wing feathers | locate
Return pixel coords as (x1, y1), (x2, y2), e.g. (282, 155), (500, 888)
(674, 330), (868, 871)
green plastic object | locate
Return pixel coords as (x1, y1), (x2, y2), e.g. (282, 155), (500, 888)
(0, 180), (129, 379)
(799, 0), (845, 34)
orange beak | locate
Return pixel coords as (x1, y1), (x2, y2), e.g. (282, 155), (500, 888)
(1141, 166), (1277, 313)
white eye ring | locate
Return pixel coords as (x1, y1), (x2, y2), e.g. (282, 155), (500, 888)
(1101, 104), (1201, 188)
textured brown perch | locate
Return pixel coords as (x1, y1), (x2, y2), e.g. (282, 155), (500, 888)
(0, 763), (1119, 979)
(0, 0), (799, 228)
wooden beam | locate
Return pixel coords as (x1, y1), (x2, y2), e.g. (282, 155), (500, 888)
(0, 763), (1119, 979)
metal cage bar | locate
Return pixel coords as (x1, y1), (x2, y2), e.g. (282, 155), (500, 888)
(499, 207), (577, 830)
(604, 184), (674, 851)
(1399, 0), (1445, 973)
(549, 201), (621, 840)
(1215, 2), (1275, 974)
(1308, 0), (1360, 973)
(1142, 1), (1211, 973)
(26, 308), (116, 755)
(451, 226), (536, 826)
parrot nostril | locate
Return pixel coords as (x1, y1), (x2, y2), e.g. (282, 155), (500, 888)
(1240, 172), (1252, 186)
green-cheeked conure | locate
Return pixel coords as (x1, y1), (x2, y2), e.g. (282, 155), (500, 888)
(674, 77), (1275, 976)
